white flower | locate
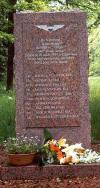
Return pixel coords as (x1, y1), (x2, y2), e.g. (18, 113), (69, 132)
(35, 136), (38, 139)
(23, 139), (26, 142)
(62, 145), (75, 153)
(47, 157), (54, 164)
(74, 143), (84, 149)
(8, 96), (13, 100)
(79, 149), (100, 163)
(52, 139), (57, 145)
(11, 138), (16, 141)
(60, 157), (65, 164)
(71, 153), (80, 163)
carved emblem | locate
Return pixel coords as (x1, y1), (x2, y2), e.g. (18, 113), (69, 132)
(35, 25), (64, 32)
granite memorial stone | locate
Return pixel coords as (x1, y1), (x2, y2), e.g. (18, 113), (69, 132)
(14, 9), (91, 147)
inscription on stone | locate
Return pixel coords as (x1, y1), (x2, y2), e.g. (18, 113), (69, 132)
(23, 30), (80, 127)
(25, 38), (77, 65)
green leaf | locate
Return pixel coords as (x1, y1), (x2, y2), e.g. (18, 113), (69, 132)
(44, 128), (52, 142)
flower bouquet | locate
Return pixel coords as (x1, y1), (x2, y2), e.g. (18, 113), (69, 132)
(41, 138), (100, 165)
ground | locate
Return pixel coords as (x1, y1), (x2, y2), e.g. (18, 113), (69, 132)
(0, 144), (100, 188)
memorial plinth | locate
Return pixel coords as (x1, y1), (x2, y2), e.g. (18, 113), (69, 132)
(1, 164), (100, 180)
(14, 9), (91, 147)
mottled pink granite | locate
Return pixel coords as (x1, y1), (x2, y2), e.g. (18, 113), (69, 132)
(14, 9), (91, 148)
(1, 164), (100, 180)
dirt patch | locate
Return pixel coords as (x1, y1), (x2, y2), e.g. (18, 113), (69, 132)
(0, 177), (100, 188)
(0, 147), (7, 167)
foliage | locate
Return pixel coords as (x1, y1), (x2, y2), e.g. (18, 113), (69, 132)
(89, 76), (100, 140)
(68, 0), (100, 30)
(45, 0), (100, 29)
(0, 0), (48, 82)
(46, 1), (100, 77)
(15, 0), (48, 11)
(0, 81), (15, 140)
(89, 27), (100, 76)
(42, 128), (52, 146)
(89, 62), (100, 77)
(0, 32), (14, 80)
(0, 0), (10, 80)
(0, 0), (15, 81)
(3, 136), (40, 154)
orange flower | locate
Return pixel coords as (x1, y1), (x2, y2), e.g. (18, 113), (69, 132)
(50, 142), (60, 152)
(54, 147), (60, 152)
(50, 142), (55, 152)
(57, 151), (63, 160)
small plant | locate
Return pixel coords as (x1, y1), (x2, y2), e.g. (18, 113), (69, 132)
(66, 173), (73, 178)
(3, 135), (40, 154)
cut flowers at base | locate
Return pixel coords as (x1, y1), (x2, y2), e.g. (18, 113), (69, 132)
(41, 138), (100, 165)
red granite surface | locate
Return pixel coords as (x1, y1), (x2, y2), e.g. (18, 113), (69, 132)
(0, 164), (100, 180)
(14, 9), (91, 148)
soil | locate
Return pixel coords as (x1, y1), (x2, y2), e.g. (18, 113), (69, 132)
(0, 144), (100, 188)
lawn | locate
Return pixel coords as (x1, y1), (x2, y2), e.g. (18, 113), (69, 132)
(0, 82), (15, 141)
(89, 76), (100, 140)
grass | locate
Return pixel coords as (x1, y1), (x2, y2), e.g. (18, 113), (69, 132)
(89, 76), (100, 140)
(0, 76), (100, 142)
(0, 82), (15, 141)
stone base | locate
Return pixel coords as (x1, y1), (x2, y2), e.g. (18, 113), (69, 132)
(0, 164), (100, 180)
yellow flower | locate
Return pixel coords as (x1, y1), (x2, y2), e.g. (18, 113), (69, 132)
(78, 153), (84, 156)
(69, 163), (73, 165)
(75, 148), (84, 154)
(76, 159), (80, 163)
(44, 143), (48, 147)
(58, 138), (66, 147)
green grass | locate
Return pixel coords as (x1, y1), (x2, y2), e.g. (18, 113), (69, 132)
(0, 76), (100, 142)
(0, 82), (15, 141)
(89, 76), (100, 140)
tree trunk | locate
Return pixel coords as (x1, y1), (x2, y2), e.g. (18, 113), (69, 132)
(6, 0), (17, 90)
(7, 40), (14, 90)
(65, 0), (68, 6)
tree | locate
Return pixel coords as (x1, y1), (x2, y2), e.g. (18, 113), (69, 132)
(15, 0), (47, 11)
(0, 0), (9, 82)
(6, 0), (17, 91)
(45, 0), (100, 29)
(2, 0), (47, 90)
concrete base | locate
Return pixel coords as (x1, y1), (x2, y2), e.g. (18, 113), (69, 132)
(0, 164), (100, 180)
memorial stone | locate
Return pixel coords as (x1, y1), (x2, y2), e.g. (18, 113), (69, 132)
(14, 9), (91, 147)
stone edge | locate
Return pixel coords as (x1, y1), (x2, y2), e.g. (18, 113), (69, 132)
(0, 164), (100, 180)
